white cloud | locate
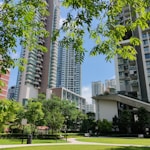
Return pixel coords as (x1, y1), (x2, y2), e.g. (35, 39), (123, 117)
(109, 75), (116, 79)
(82, 85), (92, 104)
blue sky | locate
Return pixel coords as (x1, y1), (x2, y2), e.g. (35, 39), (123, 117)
(8, 4), (115, 104)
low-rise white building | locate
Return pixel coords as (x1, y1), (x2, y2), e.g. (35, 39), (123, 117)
(93, 94), (150, 121)
(46, 87), (86, 113)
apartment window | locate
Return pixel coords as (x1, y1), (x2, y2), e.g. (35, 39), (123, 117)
(146, 61), (150, 66)
(143, 40), (148, 45)
(147, 68), (150, 74)
(119, 72), (123, 76)
(142, 33), (147, 38)
(144, 47), (149, 52)
(145, 54), (150, 59)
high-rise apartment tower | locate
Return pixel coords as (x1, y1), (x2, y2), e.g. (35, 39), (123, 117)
(56, 43), (81, 95)
(115, 6), (150, 102)
(15, 0), (60, 104)
(92, 81), (104, 97)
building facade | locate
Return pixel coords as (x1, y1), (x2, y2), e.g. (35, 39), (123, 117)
(91, 81), (104, 112)
(7, 86), (16, 100)
(56, 43), (81, 95)
(85, 104), (95, 113)
(105, 79), (116, 89)
(92, 81), (104, 96)
(115, 6), (150, 102)
(15, 0), (60, 104)
(46, 87), (86, 112)
(0, 71), (10, 99)
(105, 79), (116, 94)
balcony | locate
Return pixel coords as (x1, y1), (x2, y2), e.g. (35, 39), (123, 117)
(36, 60), (42, 64)
(36, 67), (41, 71)
(34, 81), (39, 86)
(130, 80), (138, 87)
(35, 74), (40, 78)
(130, 74), (137, 80)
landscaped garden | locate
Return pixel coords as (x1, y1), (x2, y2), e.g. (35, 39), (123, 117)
(77, 137), (150, 146)
(0, 138), (64, 145)
(0, 145), (150, 150)
(0, 137), (150, 150)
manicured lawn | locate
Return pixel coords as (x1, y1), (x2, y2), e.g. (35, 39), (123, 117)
(77, 137), (150, 146)
(0, 145), (150, 150)
(0, 139), (65, 145)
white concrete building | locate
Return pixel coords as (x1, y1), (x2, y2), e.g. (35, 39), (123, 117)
(46, 87), (86, 113)
(115, 6), (150, 102)
(85, 104), (95, 113)
(93, 94), (150, 121)
(56, 43), (81, 95)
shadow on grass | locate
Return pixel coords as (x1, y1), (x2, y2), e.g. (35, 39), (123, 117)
(111, 147), (150, 150)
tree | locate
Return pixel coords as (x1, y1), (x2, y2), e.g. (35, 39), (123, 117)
(80, 112), (96, 134)
(97, 119), (112, 134)
(45, 110), (64, 135)
(1, 0), (150, 90)
(42, 97), (64, 134)
(56, 0), (150, 62)
(1, 0), (150, 72)
(9, 105), (25, 133)
(0, 99), (22, 132)
(42, 96), (85, 134)
(136, 107), (149, 133)
(25, 100), (44, 135)
(0, 0), (49, 88)
(118, 110), (132, 133)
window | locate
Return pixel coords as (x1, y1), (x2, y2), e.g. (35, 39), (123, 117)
(144, 47), (149, 52)
(142, 33), (147, 38)
(146, 61), (150, 66)
(145, 54), (150, 59)
(119, 72), (123, 76)
(147, 68), (150, 74)
(143, 40), (148, 45)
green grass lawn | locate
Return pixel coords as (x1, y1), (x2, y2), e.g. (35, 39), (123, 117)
(77, 137), (150, 146)
(0, 139), (65, 145)
(0, 145), (150, 150)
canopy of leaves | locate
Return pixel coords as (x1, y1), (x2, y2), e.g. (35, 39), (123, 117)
(57, 0), (150, 62)
(0, 0), (49, 74)
(24, 100), (44, 134)
(0, 99), (22, 131)
(29, 95), (85, 133)
(97, 119), (112, 134)
(42, 96), (83, 132)
(25, 100), (44, 125)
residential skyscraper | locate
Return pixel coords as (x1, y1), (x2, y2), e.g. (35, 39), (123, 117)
(92, 81), (104, 97)
(7, 86), (16, 100)
(56, 43), (81, 95)
(115, 6), (150, 102)
(15, 0), (60, 104)
(105, 79), (116, 89)
(91, 81), (104, 112)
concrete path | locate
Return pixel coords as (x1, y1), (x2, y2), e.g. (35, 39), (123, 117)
(0, 138), (150, 149)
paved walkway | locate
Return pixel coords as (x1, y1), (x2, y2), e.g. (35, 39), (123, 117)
(0, 138), (150, 149)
